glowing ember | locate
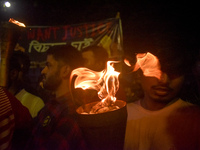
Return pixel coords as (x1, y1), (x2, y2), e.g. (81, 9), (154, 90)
(88, 101), (120, 114)
(9, 18), (26, 27)
(125, 52), (162, 79)
(70, 61), (120, 114)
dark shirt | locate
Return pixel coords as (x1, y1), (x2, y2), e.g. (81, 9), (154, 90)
(28, 93), (87, 150)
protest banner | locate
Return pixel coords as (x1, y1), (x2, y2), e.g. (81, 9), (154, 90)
(17, 14), (123, 87)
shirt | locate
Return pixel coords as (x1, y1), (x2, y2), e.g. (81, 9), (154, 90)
(29, 93), (87, 150)
(124, 99), (200, 150)
(15, 89), (45, 118)
(0, 87), (32, 150)
(0, 87), (15, 150)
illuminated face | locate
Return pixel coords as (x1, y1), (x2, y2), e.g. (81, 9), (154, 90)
(141, 72), (184, 103)
(82, 51), (96, 70)
(41, 55), (62, 91)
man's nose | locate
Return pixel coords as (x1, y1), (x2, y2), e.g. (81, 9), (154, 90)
(159, 72), (170, 84)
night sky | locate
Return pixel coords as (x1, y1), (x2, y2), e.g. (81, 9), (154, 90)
(1, 0), (200, 54)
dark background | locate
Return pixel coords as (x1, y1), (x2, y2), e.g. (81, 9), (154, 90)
(1, 0), (199, 103)
(1, 0), (199, 54)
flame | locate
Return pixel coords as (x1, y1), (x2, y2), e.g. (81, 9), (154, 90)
(9, 18), (26, 27)
(125, 52), (162, 79)
(124, 59), (131, 67)
(70, 61), (120, 105)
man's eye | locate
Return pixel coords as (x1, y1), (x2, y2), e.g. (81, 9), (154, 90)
(46, 63), (51, 68)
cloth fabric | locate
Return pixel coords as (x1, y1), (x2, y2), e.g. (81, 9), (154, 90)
(124, 99), (200, 150)
(15, 89), (45, 118)
(0, 87), (32, 150)
(0, 87), (15, 150)
(28, 93), (87, 150)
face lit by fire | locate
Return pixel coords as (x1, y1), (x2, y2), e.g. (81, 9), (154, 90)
(141, 72), (184, 103)
(125, 52), (185, 103)
(82, 50), (106, 71)
(82, 51), (96, 70)
(41, 55), (62, 91)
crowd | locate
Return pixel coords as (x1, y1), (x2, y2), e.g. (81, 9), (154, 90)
(1, 9), (200, 150)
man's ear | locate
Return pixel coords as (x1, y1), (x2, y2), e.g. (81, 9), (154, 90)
(61, 65), (71, 78)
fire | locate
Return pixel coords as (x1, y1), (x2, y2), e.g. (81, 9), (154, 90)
(71, 52), (161, 113)
(124, 59), (131, 67)
(70, 61), (120, 113)
(125, 52), (162, 79)
(9, 18), (26, 27)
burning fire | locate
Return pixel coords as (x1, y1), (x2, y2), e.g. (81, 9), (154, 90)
(70, 61), (120, 114)
(71, 52), (161, 114)
(9, 18), (26, 27)
(125, 52), (162, 79)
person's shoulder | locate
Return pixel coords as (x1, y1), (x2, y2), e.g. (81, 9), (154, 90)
(173, 99), (200, 119)
(126, 100), (141, 112)
(55, 112), (80, 137)
(179, 99), (200, 110)
(18, 89), (44, 101)
(127, 100), (140, 107)
(1, 87), (16, 100)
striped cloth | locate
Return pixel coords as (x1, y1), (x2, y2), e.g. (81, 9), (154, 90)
(0, 87), (15, 150)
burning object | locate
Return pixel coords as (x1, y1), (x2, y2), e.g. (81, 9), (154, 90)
(70, 61), (127, 150)
(71, 61), (121, 114)
(9, 18), (26, 27)
(76, 100), (127, 150)
(71, 51), (162, 149)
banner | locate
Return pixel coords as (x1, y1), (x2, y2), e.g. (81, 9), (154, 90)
(17, 16), (123, 87)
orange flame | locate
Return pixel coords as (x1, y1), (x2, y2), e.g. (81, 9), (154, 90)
(70, 61), (120, 105)
(124, 59), (131, 67)
(9, 18), (26, 27)
(125, 52), (162, 79)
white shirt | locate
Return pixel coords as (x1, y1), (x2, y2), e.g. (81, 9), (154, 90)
(16, 89), (45, 118)
(124, 99), (199, 150)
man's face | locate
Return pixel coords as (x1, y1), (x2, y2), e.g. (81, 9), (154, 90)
(141, 72), (184, 103)
(41, 55), (62, 91)
(82, 51), (96, 70)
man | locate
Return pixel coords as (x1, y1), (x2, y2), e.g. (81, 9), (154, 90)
(123, 17), (200, 149)
(81, 45), (109, 71)
(28, 45), (87, 150)
(0, 87), (32, 150)
(124, 50), (200, 150)
(75, 45), (109, 106)
(8, 51), (45, 118)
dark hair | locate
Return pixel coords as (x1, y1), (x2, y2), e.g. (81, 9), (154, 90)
(125, 15), (199, 76)
(47, 45), (84, 70)
(9, 51), (30, 74)
(123, 9), (200, 104)
(145, 30), (198, 76)
(81, 45), (109, 63)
